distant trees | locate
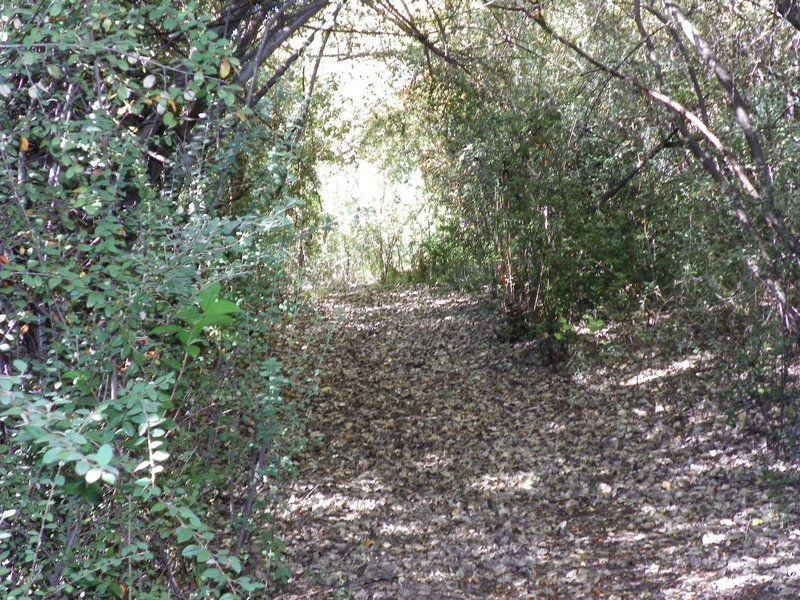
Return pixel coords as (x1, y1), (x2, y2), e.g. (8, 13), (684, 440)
(365, 1), (799, 386)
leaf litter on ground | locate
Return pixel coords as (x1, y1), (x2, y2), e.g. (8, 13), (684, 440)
(268, 286), (800, 599)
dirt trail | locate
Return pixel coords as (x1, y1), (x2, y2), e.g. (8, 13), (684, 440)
(273, 287), (799, 599)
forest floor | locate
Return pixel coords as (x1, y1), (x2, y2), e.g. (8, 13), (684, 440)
(271, 287), (800, 599)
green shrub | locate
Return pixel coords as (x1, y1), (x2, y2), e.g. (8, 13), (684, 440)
(0, 1), (323, 596)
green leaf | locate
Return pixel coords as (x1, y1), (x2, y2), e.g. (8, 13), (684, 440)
(151, 325), (182, 335)
(196, 549), (213, 563)
(236, 577), (264, 592)
(201, 567), (223, 579)
(42, 447), (64, 465)
(163, 359), (182, 371)
(219, 89), (235, 107)
(85, 468), (103, 484)
(175, 528), (193, 544)
(67, 432), (88, 445)
(196, 284), (221, 311)
(227, 555), (242, 574)
(178, 307), (203, 324)
(274, 565), (292, 585)
(586, 317), (605, 332)
(205, 299), (241, 316)
(95, 444), (113, 467)
(195, 314), (233, 329)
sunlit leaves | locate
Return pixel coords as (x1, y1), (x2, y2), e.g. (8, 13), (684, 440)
(152, 284), (242, 358)
(41, 447), (64, 465)
(218, 59), (232, 79)
(95, 444), (113, 467)
(85, 468), (103, 484)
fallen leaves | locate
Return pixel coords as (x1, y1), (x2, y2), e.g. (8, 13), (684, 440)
(271, 287), (800, 599)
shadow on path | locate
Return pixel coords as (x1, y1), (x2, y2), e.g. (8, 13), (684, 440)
(273, 287), (800, 599)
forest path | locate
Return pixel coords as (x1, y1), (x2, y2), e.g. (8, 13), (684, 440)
(273, 287), (799, 599)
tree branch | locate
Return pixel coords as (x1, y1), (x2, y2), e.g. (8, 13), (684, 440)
(599, 129), (680, 204)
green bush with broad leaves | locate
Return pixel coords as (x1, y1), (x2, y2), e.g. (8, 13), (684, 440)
(0, 1), (326, 597)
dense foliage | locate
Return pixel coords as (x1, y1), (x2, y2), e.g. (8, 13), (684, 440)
(0, 1), (333, 596)
(363, 1), (799, 405)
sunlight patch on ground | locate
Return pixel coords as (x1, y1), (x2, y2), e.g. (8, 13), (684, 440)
(349, 474), (387, 494)
(289, 491), (386, 521)
(421, 570), (455, 583)
(414, 452), (452, 470)
(349, 293), (478, 315)
(470, 471), (541, 492)
(378, 522), (426, 536)
(356, 300), (425, 316)
(784, 562), (800, 576)
(712, 573), (773, 592)
(620, 352), (711, 386)
(688, 462), (711, 475)
(331, 292), (483, 333)
(606, 530), (650, 543)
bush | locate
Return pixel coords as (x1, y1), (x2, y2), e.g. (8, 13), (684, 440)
(0, 1), (324, 596)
